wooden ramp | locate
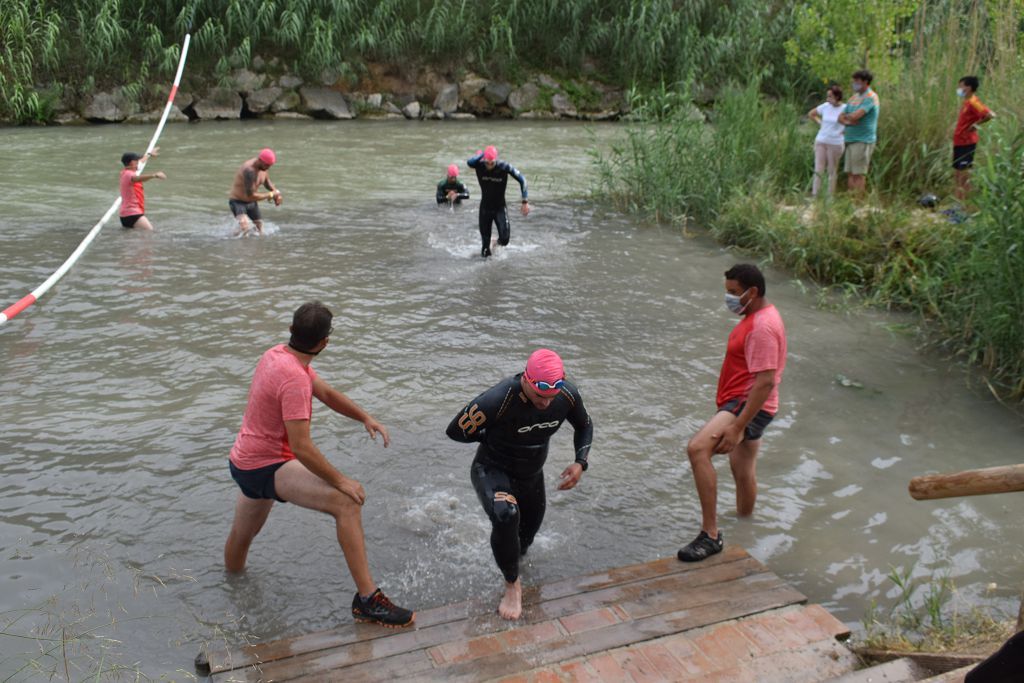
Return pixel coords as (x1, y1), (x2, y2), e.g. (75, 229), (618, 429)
(200, 546), (857, 682)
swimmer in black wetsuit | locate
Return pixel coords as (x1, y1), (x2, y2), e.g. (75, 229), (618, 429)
(436, 164), (470, 207)
(467, 145), (529, 257)
(446, 349), (593, 620)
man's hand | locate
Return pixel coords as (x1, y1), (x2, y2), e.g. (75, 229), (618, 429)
(712, 423), (745, 454)
(446, 190), (458, 201)
(273, 190), (283, 206)
(337, 475), (366, 505)
(364, 417), (391, 447)
(557, 462), (583, 490)
(154, 171), (167, 180)
(149, 146), (160, 158)
(520, 201), (530, 217)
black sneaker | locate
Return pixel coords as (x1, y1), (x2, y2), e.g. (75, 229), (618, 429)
(481, 246), (492, 258)
(677, 530), (723, 562)
(351, 589), (415, 627)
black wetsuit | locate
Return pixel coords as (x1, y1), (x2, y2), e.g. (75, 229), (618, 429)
(436, 179), (470, 205)
(446, 374), (592, 583)
(467, 152), (528, 255)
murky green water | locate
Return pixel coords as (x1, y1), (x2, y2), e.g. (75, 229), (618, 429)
(1, 120), (1021, 677)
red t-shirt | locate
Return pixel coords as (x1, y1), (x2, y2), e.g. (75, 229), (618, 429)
(953, 95), (990, 146)
(716, 304), (787, 415)
(119, 168), (146, 216)
(229, 344), (319, 470)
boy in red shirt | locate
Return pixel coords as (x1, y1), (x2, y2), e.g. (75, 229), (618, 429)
(952, 75), (995, 201)
(119, 147), (165, 230)
(678, 264), (787, 562)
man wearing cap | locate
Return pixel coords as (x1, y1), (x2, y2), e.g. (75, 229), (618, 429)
(229, 148), (282, 236)
(446, 349), (593, 619)
(436, 164), (470, 207)
(678, 264), (787, 563)
(223, 301), (415, 627)
(467, 145), (529, 257)
(119, 146), (166, 230)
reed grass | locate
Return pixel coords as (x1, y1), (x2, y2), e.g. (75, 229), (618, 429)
(595, 0), (1024, 402)
(0, 0), (805, 123)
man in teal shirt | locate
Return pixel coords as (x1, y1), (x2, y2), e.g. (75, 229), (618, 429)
(839, 69), (879, 197)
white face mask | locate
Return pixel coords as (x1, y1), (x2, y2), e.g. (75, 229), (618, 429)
(956, 87), (966, 98)
(724, 289), (750, 315)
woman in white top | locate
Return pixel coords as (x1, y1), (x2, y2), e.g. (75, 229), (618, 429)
(808, 85), (845, 197)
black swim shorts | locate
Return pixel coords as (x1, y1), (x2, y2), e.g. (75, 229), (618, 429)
(120, 214), (143, 228)
(229, 461), (287, 502)
(229, 199), (262, 221)
(953, 144), (976, 170)
(717, 398), (775, 441)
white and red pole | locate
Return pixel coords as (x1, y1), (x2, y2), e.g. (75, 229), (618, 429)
(1, 32), (191, 327)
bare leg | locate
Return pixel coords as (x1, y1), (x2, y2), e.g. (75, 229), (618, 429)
(729, 438), (762, 517)
(253, 219), (264, 236)
(686, 411), (737, 539)
(135, 216), (155, 231)
(224, 493), (274, 572)
(234, 214), (251, 237)
(954, 169), (970, 201)
(273, 460), (376, 596)
(498, 578), (522, 620)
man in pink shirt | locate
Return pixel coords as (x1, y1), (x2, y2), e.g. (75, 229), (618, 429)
(224, 301), (414, 626)
(119, 147), (166, 230)
(678, 264), (787, 562)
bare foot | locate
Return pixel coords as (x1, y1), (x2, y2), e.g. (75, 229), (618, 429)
(490, 237), (498, 253)
(497, 579), (522, 620)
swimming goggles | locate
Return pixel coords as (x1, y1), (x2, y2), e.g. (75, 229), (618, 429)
(528, 377), (565, 391)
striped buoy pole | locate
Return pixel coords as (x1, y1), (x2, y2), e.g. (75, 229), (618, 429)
(0, 33), (191, 327)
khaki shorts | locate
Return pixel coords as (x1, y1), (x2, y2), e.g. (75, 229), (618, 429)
(844, 142), (875, 175)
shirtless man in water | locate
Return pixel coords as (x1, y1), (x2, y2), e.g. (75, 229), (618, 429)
(446, 349), (593, 619)
(229, 148), (282, 236)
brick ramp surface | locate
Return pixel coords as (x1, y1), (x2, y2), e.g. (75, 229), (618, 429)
(206, 547), (857, 682)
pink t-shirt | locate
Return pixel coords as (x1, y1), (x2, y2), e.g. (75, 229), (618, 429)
(716, 304), (787, 414)
(119, 168), (145, 216)
(229, 344), (319, 470)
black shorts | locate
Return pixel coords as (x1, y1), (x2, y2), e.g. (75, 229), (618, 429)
(230, 461), (287, 502)
(120, 214), (144, 228)
(229, 199), (262, 221)
(718, 399), (774, 441)
(953, 144), (976, 170)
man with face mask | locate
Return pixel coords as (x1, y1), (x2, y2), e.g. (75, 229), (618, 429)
(677, 264), (787, 562)
(223, 301), (415, 627)
(838, 69), (880, 197)
(952, 75), (995, 202)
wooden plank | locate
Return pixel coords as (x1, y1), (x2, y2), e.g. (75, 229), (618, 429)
(216, 558), (776, 682)
(243, 567), (798, 682)
(207, 547), (752, 673)
(293, 578), (807, 682)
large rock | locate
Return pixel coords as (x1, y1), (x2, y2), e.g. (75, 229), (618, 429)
(551, 93), (578, 118)
(536, 73), (560, 90)
(271, 90), (301, 113)
(402, 101), (422, 119)
(299, 87), (353, 119)
(384, 100), (403, 115)
(425, 108), (445, 120)
(246, 87), (282, 114)
(231, 68), (265, 95)
(126, 106), (188, 124)
(459, 74), (489, 98)
(508, 83), (541, 113)
(83, 89), (135, 122)
(365, 93), (383, 109)
(192, 88), (243, 119)
(484, 81), (512, 105)
(433, 84), (458, 114)
(278, 74), (303, 89)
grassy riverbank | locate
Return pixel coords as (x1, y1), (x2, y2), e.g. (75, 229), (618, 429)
(594, 1), (1024, 404)
(0, 0), (804, 123)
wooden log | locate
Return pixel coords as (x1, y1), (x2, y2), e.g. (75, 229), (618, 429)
(908, 464), (1024, 501)
(854, 647), (987, 673)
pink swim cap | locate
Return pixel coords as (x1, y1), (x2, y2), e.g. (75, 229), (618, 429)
(258, 148), (276, 166)
(525, 349), (565, 397)
(483, 145), (498, 162)
(447, 164), (459, 177)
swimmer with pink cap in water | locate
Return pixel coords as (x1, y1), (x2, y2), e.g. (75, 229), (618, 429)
(446, 349), (594, 619)
(467, 144), (529, 257)
(436, 163), (470, 208)
(229, 148), (282, 237)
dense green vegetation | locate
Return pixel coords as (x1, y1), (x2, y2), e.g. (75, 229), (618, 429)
(0, 0), (802, 123)
(596, 0), (1024, 402)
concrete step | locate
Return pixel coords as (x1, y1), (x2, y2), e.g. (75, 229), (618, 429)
(917, 664), (974, 682)
(825, 657), (930, 683)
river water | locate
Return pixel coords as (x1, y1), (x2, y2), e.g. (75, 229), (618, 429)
(1, 120), (1021, 677)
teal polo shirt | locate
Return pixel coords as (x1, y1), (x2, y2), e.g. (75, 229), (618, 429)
(843, 89), (879, 144)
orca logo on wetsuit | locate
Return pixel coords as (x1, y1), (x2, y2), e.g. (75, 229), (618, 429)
(517, 420), (561, 433)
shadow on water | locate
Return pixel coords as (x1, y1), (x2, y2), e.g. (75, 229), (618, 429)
(1, 120), (1022, 676)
